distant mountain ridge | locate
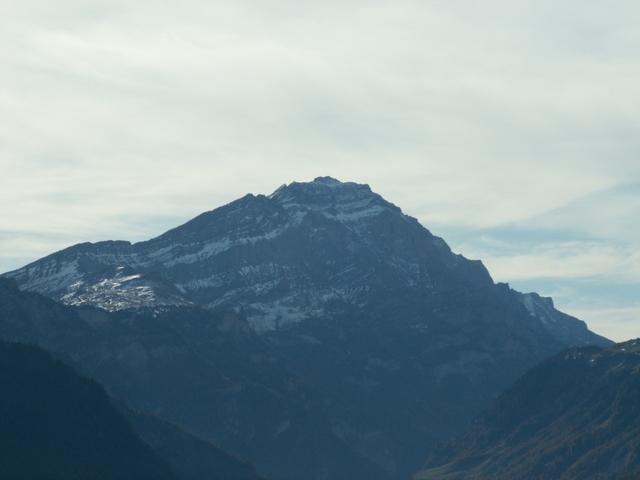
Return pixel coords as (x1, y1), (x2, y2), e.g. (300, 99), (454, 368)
(0, 177), (611, 479)
(416, 340), (640, 480)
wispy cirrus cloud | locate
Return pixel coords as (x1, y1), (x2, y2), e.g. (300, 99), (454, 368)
(476, 242), (638, 283)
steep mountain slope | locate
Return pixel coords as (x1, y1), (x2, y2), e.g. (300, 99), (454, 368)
(1, 177), (611, 479)
(417, 340), (640, 480)
(0, 340), (176, 480)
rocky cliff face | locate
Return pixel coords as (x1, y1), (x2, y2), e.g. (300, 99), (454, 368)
(1, 177), (611, 479)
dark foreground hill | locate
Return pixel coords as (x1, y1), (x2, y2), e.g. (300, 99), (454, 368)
(416, 340), (640, 480)
(1, 177), (611, 479)
(0, 335), (264, 480)
(0, 340), (175, 480)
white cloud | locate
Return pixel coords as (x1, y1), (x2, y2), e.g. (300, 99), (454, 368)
(523, 184), (640, 241)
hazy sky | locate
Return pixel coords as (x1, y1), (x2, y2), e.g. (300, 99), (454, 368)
(1, 1), (639, 341)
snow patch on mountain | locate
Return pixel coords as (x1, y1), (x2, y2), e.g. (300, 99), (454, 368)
(521, 293), (558, 325)
(146, 228), (290, 268)
(60, 267), (190, 311)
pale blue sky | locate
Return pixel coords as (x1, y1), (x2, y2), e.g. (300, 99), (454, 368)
(1, 1), (638, 340)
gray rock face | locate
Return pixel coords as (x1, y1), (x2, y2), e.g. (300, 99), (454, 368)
(5, 177), (591, 341)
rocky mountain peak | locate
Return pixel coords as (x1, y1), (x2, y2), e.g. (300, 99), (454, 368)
(312, 175), (345, 185)
(268, 177), (401, 230)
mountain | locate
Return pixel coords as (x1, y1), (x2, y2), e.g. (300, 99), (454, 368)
(0, 339), (176, 480)
(1, 177), (611, 479)
(2, 177), (604, 343)
(0, 278), (387, 480)
(416, 340), (640, 480)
